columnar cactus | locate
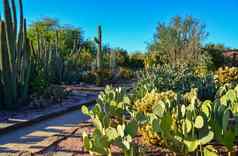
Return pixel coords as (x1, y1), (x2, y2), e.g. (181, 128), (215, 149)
(32, 29), (64, 84)
(95, 25), (102, 71)
(0, 0), (31, 108)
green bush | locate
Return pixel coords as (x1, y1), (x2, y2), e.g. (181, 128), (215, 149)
(133, 64), (216, 101)
(30, 73), (49, 94)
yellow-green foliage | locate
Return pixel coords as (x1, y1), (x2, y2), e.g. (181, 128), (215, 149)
(215, 67), (238, 84)
(135, 90), (176, 113)
(118, 67), (133, 79)
(183, 88), (200, 105)
(194, 66), (209, 77)
(138, 124), (163, 146)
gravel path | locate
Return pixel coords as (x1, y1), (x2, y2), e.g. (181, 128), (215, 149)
(0, 105), (93, 154)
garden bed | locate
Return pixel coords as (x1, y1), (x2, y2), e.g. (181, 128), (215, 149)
(37, 122), (238, 156)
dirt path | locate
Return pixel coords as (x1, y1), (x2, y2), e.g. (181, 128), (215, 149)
(0, 105), (93, 154)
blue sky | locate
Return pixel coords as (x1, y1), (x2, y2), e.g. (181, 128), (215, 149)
(2, 0), (238, 52)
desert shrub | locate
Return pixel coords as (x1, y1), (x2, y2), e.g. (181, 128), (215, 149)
(117, 67), (134, 80)
(133, 64), (216, 101)
(138, 124), (164, 146)
(215, 66), (238, 85)
(30, 85), (69, 109)
(135, 90), (177, 113)
(42, 85), (68, 103)
(29, 73), (49, 94)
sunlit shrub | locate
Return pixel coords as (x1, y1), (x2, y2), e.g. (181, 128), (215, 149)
(215, 66), (238, 85)
(133, 64), (216, 100)
(135, 90), (176, 113)
(117, 67), (133, 80)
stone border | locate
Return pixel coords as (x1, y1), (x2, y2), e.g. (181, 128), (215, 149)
(0, 98), (96, 136)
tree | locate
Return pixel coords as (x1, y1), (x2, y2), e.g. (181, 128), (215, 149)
(28, 17), (84, 56)
(128, 52), (145, 69)
(112, 48), (129, 67)
(148, 16), (208, 65)
(28, 17), (59, 43)
(203, 44), (226, 69)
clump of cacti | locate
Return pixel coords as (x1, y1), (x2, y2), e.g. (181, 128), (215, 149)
(31, 29), (64, 84)
(0, 0), (31, 109)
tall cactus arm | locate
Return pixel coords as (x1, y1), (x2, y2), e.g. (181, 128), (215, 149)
(10, 0), (17, 36)
(17, 0), (24, 51)
(3, 0), (15, 62)
(0, 21), (4, 71)
(0, 21), (14, 107)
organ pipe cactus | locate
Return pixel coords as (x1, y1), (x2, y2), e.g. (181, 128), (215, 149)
(32, 29), (64, 84)
(0, 0), (31, 108)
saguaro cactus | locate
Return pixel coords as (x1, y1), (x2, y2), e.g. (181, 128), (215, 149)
(94, 26), (102, 85)
(95, 25), (102, 71)
(0, 0), (31, 108)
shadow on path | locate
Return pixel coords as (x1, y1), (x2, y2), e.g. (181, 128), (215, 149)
(0, 108), (91, 154)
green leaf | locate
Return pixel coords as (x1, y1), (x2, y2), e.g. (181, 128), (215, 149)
(175, 136), (198, 152)
(92, 104), (102, 115)
(152, 119), (160, 132)
(123, 96), (131, 104)
(106, 127), (119, 141)
(117, 124), (125, 137)
(181, 104), (186, 117)
(135, 112), (147, 124)
(226, 90), (238, 104)
(199, 131), (214, 145)
(195, 116), (204, 129)
(182, 119), (192, 133)
(220, 130), (236, 150)
(184, 139), (199, 152)
(220, 96), (228, 106)
(123, 135), (132, 150)
(93, 116), (103, 132)
(125, 120), (138, 137)
(216, 86), (227, 98)
(203, 145), (218, 156)
(179, 131), (214, 152)
(81, 105), (90, 116)
(222, 109), (230, 131)
(201, 100), (212, 118)
(152, 101), (165, 117)
(160, 113), (172, 134)
(234, 85), (238, 93)
(82, 132), (92, 150)
(93, 130), (110, 155)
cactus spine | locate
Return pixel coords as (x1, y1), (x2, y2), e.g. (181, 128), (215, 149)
(0, 0), (31, 108)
